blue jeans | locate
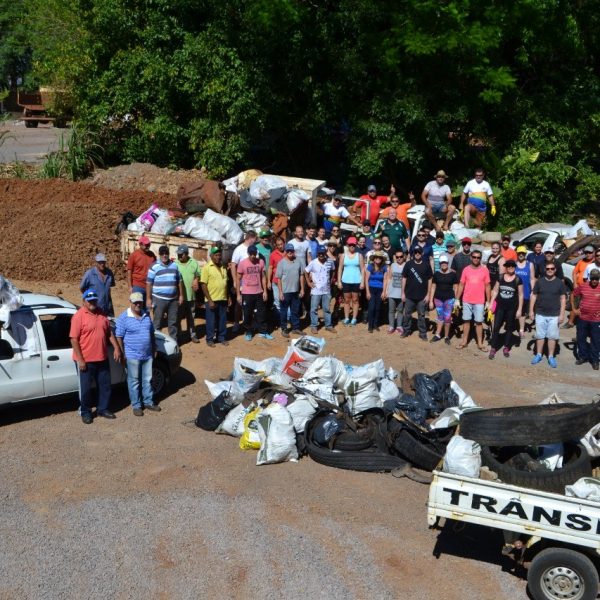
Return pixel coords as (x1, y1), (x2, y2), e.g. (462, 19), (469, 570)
(206, 300), (227, 343)
(126, 357), (154, 409)
(367, 287), (383, 329)
(576, 319), (600, 363)
(76, 359), (111, 416)
(310, 294), (332, 327)
(280, 292), (301, 331)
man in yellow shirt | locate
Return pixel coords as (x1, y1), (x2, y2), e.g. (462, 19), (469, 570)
(200, 247), (230, 347)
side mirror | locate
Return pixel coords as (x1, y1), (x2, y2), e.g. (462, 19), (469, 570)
(0, 339), (14, 360)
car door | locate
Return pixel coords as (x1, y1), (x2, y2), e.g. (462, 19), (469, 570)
(38, 310), (78, 397)
(0, 310), (44, 403)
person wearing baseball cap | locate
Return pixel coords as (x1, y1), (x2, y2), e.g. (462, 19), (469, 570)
(80, 252), (116, 316)
(535, 247), (564, 280)
(357, 184), (390, 225)
(572, 267), (600, 370)
(451, 237), (473, 280)
(305, 244), (335, 333)
(401, 244), (433, 340)
(421, 170), (456, 232)
(514, 245), (535, 337)
(275, 241), (305, 337)
(70, 289), (122, 424)
(429, 253), (458, 344)
(127, 235), (156, 304)
(257, 229), (273, 265)
(175, 244), (201, 343)
(200, 246), (230, 347)
(115, 292), (160, 415)
(321, 193), (361, 234)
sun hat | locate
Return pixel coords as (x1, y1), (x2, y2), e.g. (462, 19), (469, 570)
(129, 292), (144, 303)
(516, 245), (528, 254)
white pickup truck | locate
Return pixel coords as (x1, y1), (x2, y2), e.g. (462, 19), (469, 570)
(428, 470), (600, 600)
(0, 293), (181, 405)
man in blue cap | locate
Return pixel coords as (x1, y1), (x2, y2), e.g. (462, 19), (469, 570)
(305, 245), (335, 333)
(80, 253), (115, 316)
(275, 243), (305, 337)
(70, 289), (122, 424)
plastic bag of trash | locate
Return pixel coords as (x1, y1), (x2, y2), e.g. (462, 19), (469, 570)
(222, 175), (239, 194)
(203, 209), (244, 245)
(249, 175), (288, 202)
(216, 402), (256, 436)
(256, 403), (299, 465)
(565, 477), (600, 502)
(195, 390), (237, 431)
(379, 378), (400, 403)
(204, 379), (245, 404)
(293, 382), (340, 406)
(281, 337), (325, 379)
(286, 188), (310, 213)
(287, 395), (318, 433)
(302, 356), (348, 388)
(150, 209), (172, 234)
(235, 211), (268, 230)
(538, 443), (564, 471)
(430, 381), (478, 429)
(581, 423), (600, 458)
(443, 436), (481, 478)
(232, 357), (278, 393)
(347, 359), (386, 381)
(384, 393), (428, 426)
(344, 365), (382, 415)
(0, 276), (24, 311)
(312, 414), (344, 445)
(431, 369), (458, 409)
(182, 216), (222, 242)
(412, 373), (439, 413)
(136, 203), (160, 231)
(238, 168), (263, 189)
(239, 407), (262, 450)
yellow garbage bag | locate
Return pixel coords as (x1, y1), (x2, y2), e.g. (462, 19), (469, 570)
(239, 407), (262, 451)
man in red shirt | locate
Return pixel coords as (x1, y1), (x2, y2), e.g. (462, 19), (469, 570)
(357, 184), (389, 226)
(268, 237), (286, 326)
(573, 269), (600, 370)
(127, 235), (156, 303)
(70, 289), (122, 424)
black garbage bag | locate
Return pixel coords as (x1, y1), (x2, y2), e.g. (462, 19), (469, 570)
(431, 369), (459, 409)
(412, 374), (439, 414)
(384, 393), (428, 427)
(312, 414), (345, 445)
(195, 391), (236, 431)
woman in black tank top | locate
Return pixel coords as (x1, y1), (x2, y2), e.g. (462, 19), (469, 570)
(486, 242), (505, 287)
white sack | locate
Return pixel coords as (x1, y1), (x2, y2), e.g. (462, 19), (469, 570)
(344, 365), (382, 415)
(182, 216), (222, 242)
(302, 356), (348, 388)
(256, 403), (299, 465)
(222, 175), (239, 194)
(565, 477), (600, 502)
(235, 211), (268, 230)
(379, 378), (400, 403)
(216, 402), (256, 437)
(286, 189), (310, 213)
(232, 357), (279, 393)
(127, 222), (143, 232)
(203, 209), (244, 244)
(581, 423), (600, 458)
(204, 379), (245, 404)
(294, 382), (340, 406)
(538, 443), (564, 471)
(347, 359), (386, 381)
(563, 219), (594, 240)
(249, 175), (288, 202)
(443, 435), (481, 478)
(431, 381), (478, 429)
(150, 209), (172, 234)
(287, 395), (318, 433)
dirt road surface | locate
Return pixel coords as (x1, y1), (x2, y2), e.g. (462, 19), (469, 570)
(2, 277), (597, 599)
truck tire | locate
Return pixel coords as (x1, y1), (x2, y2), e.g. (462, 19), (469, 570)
(388, 421), (454, 471)
(24, 120), (38, 128)
(480, 443), (592, 494)
(460, 402), (600, 446)
(528, 547), (599, 600)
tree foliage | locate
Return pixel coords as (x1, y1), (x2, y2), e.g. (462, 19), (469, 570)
(3, 0), (598, 226)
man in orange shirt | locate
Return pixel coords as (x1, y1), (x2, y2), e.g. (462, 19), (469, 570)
(500, 235), (518, 261)
(380, 191), (415, 230)
(127, 235), (156, 303)
(70, 289), (122, 424)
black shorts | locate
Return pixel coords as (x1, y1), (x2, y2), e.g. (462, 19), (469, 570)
(342, 283), (361, 294)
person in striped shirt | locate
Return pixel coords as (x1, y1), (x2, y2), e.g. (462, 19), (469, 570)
(146, 245), (184, 340)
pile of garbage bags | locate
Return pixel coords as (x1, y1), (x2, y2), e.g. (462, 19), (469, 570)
(443, 393), (600, 498)
(194, 336), (474, 476)
(0, 275), (24, 326)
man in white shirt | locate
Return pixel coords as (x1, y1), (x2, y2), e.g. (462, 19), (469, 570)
(305, 245), (335, 333)
(459, 168), (496, 228)
(421, 170), (456, 231)
(289, 225), (311, 270)
(322, 194), (361, 233)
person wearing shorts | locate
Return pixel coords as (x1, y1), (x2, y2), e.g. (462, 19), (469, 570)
(337, 237), (365, 326)
(421, 170), (456, 231)
(456, 250), (491, 350)
(429, 254), (457, 344)
(530, 263), (567, 368)
(459, 168), (495, 228)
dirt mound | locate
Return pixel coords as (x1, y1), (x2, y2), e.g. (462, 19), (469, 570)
(0, 178), (176, 281)
(87, 162), (206, 194)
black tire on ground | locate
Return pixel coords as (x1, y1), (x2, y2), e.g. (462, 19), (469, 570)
(151, 360), (169, 397)
(528, 547), (599, 600)
(460, 402), (600, 446)
(480, 443), (592, 494)
(24, 120), (38, 128)
(389, 424), (453, 471)
(331, 418), (376, 451)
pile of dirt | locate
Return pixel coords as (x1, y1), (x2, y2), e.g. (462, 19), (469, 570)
(0, 178), (176, 281)
(87, 162), (206, 194)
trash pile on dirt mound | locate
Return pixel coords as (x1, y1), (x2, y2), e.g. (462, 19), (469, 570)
(0, 179), (176, 280)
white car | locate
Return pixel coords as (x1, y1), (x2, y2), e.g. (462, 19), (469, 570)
(0, 293), (181, 405)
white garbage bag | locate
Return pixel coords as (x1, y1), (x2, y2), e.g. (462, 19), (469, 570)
(565, 477), (600, 502)
(347, 359), (386, 381)
(344, 365), (382, 415)
(182, 216), (222, 241)
(563, 219), (594, 240)
(204, 379), (245, 404)
(538, 443), (564, 471)
(287, 395), (318, 433)
(222, 175), (239, 194)
(581, 423), (600, 458)
(286, 189), (310, 213)
(235, 211), (268, 230)
(232, 357), (279, 393)
(431, 381), (478, 429)
(0, 276), (24, 311)
(379, 378), (400, 403)
(203, 209), (244, 245)
(150, 209), (172, 234)
(216, 402), (256, 437)
(443, 436), (481, 478)
(302, 356), (348, 388)
(294, 382), (340, 406)
(256, 403), (299, 465)
(249, 175), (288, 202)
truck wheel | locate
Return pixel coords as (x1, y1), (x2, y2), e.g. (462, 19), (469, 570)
(24, 120), (38, 128)
(151, 360), (169, 397)
(528, 547), (598, 600)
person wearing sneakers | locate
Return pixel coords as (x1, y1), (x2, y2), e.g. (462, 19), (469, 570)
(276, 244), (305, 337)
(337, 236), (365, 327)
(401, 246), (433, 340)
(200, 247), (230, 348)
(429, 254), (458, 344)
(573, 269), (600, 370)
(365, 251), (388, 333)
(456, 250), (491, 351)
(305, 245), (335, 333)
(488, 260), (523, 359)
(385, 249), (405, 334)
(237, 245), (272, 341)
(115, 292), (160, 416)
(514, 246), (535, 338)
(530, 261), (567, 368)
